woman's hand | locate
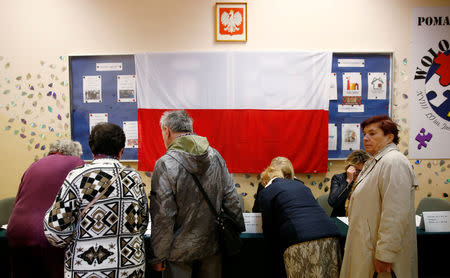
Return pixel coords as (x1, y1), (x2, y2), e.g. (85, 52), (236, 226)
(346, 165), (357, 184)
(375, 259), (391, 273)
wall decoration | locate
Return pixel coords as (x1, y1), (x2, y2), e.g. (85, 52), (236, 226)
(215, 2), (247, 42)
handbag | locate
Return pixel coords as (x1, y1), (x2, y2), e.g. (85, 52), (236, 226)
(190, 173), (244, 257)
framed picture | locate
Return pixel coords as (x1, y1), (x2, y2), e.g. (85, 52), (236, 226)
(215, 2), (247, 42)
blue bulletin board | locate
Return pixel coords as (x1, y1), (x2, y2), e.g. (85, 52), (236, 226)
(328, 53), (392, 159)
(70, 55), (138, 161)
(70, 52), (391, 161)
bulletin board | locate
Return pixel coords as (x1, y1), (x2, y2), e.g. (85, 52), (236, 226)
(328, 52), (392, 159)
(69, 52), (391, 161)
(69, 55), (138, 161)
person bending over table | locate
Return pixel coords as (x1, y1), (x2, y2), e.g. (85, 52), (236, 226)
(257, 157), (341, 278)
(44, 123), (149, 278)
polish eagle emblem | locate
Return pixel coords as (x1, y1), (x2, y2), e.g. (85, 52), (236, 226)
(220, 9), (243, 34)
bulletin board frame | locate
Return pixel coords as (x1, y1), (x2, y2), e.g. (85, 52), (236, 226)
(69, 54), (138, 161)
(69, 52), (392, 162)
(328, 52), (393, 159)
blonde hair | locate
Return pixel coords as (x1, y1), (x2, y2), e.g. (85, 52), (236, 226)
(261, 156), (294, 185)
(344, 150), (370, 171)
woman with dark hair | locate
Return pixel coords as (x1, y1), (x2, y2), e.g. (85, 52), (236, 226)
(44, 123), (149, 278)
(7, 139), (84, 278)
(328, 150), (370, 217)
(340, 115), (418, 278)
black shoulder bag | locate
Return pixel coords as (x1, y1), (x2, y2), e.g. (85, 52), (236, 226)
(190, 173), (243, 257)
(166, 153), (244, 256)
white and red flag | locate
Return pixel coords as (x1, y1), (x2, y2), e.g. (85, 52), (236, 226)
(135, 51), (331, 173)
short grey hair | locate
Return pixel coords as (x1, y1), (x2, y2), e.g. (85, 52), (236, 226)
(48, 139), (83, 157)
(160, 110), (193, 132)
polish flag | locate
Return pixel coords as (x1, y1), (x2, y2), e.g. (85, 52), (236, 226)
(135, 51), (331, 173)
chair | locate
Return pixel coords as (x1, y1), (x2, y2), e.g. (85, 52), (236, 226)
(0, 197), (15, 226)
(317, 193), (333, 217)
(415, 197), (450, 215)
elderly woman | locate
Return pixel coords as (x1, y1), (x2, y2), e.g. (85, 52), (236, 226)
(340, 115), (418, 278)
(44, 123), (149, 278)
(7, 139), (84, 278)
(257, 157), (341, 278)
(328, 150), (370, 217)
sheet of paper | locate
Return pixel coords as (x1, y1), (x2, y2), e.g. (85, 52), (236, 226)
(329, 73), (337, 100)
(338, 104), (364, 113)
(89, 113), (108, 132)
(243, 213), (263, 233)
(96, 62), (123, 71)
(368, 72), (387, 99)
(423, 211), (450, 232)
(144, 215), (152, 236)
(341, 123), (361, 151)
(328, 123), (337, 150)
(343, 72), (362, 97)
(117, 75), (136, 102)
(123, 121), (138, 148)
(416, 215), (422, 227)
(338, 59), (365, 67)
(337, 217), (349, 225)
(83, 75), (102, 103)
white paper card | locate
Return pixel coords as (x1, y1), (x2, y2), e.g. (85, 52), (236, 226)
(328, 124), (337, 150)
(368, 72), (387, 99)
(423, 211), (450, 232)
(415, 215), (422, 227)
(96, 63), (123, 71)
(343, 72), (362, 97)
(329, 73), (337, 100)
(117, 75), (136, 102)
(243, 213), (263, 233)
(89, 113), (108, 132)
(337, 217), (349, 226)
(341, 123), (361, 151)
(83, 75), (102, 103)
(338, 59), (365, 67)
(338, 104), (365, 113)
(123, 121), (138, 148)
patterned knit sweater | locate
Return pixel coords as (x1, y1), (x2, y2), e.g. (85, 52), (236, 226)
(44, 158), (149, 278)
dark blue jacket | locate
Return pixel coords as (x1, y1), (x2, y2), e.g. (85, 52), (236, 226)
(258, 178), (340, 278)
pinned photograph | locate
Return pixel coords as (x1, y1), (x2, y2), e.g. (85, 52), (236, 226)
(341, 123), (361, 150)
(368, 72), (387, 99)
(83, 75), (102, 103)
(117, 75), (136, 102)
(342, 72), (362, 97)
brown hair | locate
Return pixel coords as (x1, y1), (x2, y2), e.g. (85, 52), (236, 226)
(344, 150), (370, 170)
(361, 115), (399, 144)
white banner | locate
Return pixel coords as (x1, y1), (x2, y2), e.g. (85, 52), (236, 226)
(409, 7), (450, 158)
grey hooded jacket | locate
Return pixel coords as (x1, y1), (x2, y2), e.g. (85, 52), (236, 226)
(150, 134), (245, 263)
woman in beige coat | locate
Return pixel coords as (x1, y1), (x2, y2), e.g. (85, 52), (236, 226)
(340, 115), (418, 278)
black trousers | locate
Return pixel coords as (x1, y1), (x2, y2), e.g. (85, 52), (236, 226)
(9, 245), (64, 278)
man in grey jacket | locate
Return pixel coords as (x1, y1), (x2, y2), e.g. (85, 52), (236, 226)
(150, 110), (245, 278)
